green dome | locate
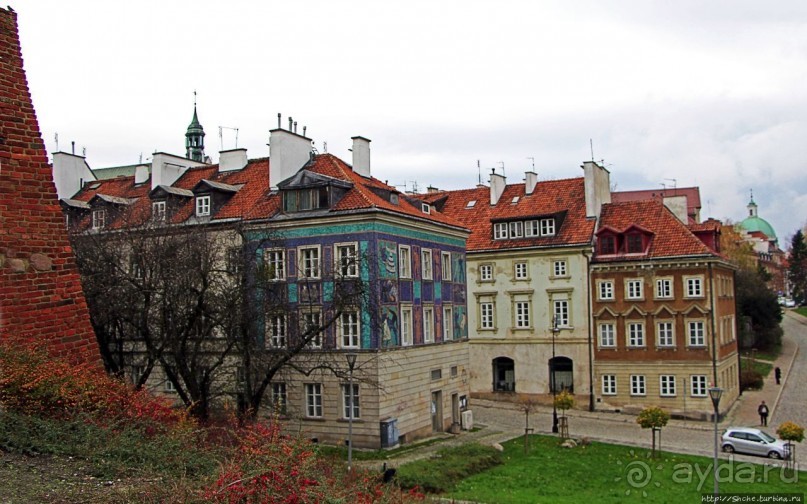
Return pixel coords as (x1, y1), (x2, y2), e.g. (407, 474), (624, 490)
(740, 215), (777, 239)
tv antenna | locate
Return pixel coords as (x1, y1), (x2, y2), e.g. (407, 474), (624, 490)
(477, 160), (481, 185)
(218, 126), (239, 150)
(497, 161), (505, 177)
(54, 133), (59, 152)
(527, 156), (535, 171)
(590, 139), (594, 161)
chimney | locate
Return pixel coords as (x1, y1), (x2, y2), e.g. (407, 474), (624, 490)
(525, 171), (538, 195)
(582, 161), (611, 218)
(662, 195), (689, 224)
(151, 152), (203, 190)
(427, 185), (439, 194)
(351, 136), (371, 177)
(219, 148), (248, 172)
(269, 126), (312, 189)
(489, 169), (506, 205)
(134, 163), (149, 184)
(52, 151), (95, 199)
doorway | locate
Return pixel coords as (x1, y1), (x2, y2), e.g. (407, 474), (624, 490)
(431, 390), (443, 432)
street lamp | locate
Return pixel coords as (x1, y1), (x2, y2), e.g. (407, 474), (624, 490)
(708, 386), (723, 496)
(346, 352), (358, 472)
(550, 316), (559, 434)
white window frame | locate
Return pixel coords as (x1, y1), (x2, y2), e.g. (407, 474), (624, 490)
(598, 323), (615, 348)
(525, 220), (539, 237)
(441, 252), (452, 281)
(540, 218), (556, 236)
(657, 321), (674, 347)
(266, 314), (287, 348)
(271, 382), (287, 415)
(685, 276), (704, 298)
(687, 320), (706, 347)
(626, 279), (644, 300)
(443, 305), (453, 340)
(92, 208), (106, 229)
(509, 221), (524, 238)
(553, 300), (570, 328)
(514, 262), (528, 280)
(655, 278), (673, 299)
(305, 383), (323, 418)
(515, 300), (530, 329)
(401, 306), (413, 346)
(690, 375), (707, 397)
(398, 245), (411, 279)
(298, 246), (321, 279)
(602, 375), (617, 395)
(660, 375), (676, 397)
(493, 222), (508, 240)
(598, 280), (614, 301)
(152, 200), (166, 221)
(339, 311), (360, 349)
(421, 249), (433, 280)
(195, 195), (211, 217)
(335, 242), (358, 278)
(630, 375), (646, 396)
(627, 322), (645, 347)
(553, 260), (568, 277)
(342, 383), (360, 419)
(265, 249), (286, 281)
(480, 301), (495, 330)
(423, 306), (434, 343)
(479, 264), (493, 282)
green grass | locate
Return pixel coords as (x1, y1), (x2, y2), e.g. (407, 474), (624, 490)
(396, 443), (503, 493)
(317, 434), (453, 461)
(740, 357), (774, 377)
(741, 347), (781, 362)
(796, 306), (807, 318)
(436, 436), (805, 504)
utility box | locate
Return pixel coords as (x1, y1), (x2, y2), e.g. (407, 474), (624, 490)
(380, 418), (399, 448)
(461, 410), (474, 430)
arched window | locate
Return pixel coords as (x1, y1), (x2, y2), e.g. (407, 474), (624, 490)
(492, 357), (515, 392)
(549, 356), (573, 393)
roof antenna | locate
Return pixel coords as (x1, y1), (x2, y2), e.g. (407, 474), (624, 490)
(497, 161), (505, 177)
(590, 139), (594, 161)
(527, 156), (535, 171)
(277, 113), (281, 129)
(54, 132), (59, 152)
(193, 89), (197, 108)
(477, 160), (481, 185)
(323, 141), (328, 153)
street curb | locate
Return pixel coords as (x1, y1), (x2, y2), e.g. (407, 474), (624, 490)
(772, 312), (802, 421)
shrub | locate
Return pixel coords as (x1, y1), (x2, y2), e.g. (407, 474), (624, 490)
(554, 390), (575, 415)
(396, 443), (503, 494)
(777, 422), (805, 443)
(740, 369), (764, 390)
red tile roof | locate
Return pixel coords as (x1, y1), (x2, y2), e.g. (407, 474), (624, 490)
(594, 199), (717, 262)
(612, 187), (701, 219)
(432, 178), (596, 252)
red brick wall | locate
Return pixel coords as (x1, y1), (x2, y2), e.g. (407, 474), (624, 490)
(0, 7), (101, 366)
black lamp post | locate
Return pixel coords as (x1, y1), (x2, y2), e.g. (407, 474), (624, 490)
(708, 386), (723, 496)
(346, 352), (358, 472)
(551, 315), (559, 434)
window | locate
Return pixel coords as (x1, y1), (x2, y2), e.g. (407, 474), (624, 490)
(423, 307), (434, 343)
(657, 321), (674, 347)
(688, 321), (705, 347)
(431, 368), (442, 380)
(401, 306), (413, 346)
(164, 378), (176, 393)
(339, 312), (360, 348)
(685, 277), (703, 298)
(92, 208), (106, 229)
(299, 247), (320, 278)
(515, 301), (530, 328)
(152, 201), (166, 221)
(509, 221), (523, 238)
(628, 322), (645, 347)
(226, 247), (241, 276)
(553, 260), (567, 277)
(479, 264), (493, 282)
(335, 243), (358, 278)
(598, 323), (615, 347)
(602, 375), (617, 395)
(514, 262), (528, 280)
(284, 188), (328, 212)
(421, 203), (430, 214)
(540, 218), (556, 236)
(305, 383), (323, 418)
(271, 383), (287, 414)
(342, 384), (360, 419)
(655, 278), (672, 299)
(599, 235), (616, 254)
(626, 279), (643, 300)
(443, 306), (453, 339)
(302, 311), (322, 348)
(441, 252), (452, 281)
(630, 375), (646, 396)
(660, 375), (676, 397)
(626, 233), (643, 253)
(493, 222), (508, 239)
(450, 365), (458, 377)
(196, 195), (211, 217)
(480, 302), (494, 329)
(398, 245), (411, 278)
(266, 314), (287, 348)
(421, 249), (433, 280)
(553, 300), (569, 327)
(690, 375), (707, 397)
(525, 220), (539, 237)
(266, 249), (286, 280)
(466, 200), (477, 208)
(598, 280), (614, 300)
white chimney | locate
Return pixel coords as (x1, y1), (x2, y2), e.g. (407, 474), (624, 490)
(582, 161), (611, 218)
(219, 148), (248, 172)
(490, 170), (506, 206)
(134, 164), (149, 184)
(151, 152), (205, 190)
(525, 171), (538, 195)
(52, 151), (96, 199)
(351, 136), (371, 177)
(269, 128), (312, 189)
(663, 195), (689, 224)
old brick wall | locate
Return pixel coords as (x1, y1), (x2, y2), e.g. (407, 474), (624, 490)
(0, 7), (101, 365)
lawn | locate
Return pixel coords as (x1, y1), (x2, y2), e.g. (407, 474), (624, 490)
(442, 435), (804, 504)
(740, 357), (774, 377)
(741, 347), (780, 363)
(796, 306), (807, 318)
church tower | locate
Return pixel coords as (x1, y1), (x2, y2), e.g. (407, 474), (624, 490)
(185, 93), (205, 162)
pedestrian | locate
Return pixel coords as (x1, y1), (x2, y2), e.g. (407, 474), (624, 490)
(758, 401), (769, 426)
(775, 367), (782, 385)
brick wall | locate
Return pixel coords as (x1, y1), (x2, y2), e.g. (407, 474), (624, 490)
(0, 7), (101, 366)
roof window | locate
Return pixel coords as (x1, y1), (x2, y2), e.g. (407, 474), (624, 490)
(466, 200), (477, 208)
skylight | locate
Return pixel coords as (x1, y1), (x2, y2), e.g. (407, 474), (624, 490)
(466, 200), (477, 208)
(511, 196), (520, 204)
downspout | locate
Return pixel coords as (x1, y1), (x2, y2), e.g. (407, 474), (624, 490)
(708, 262), (718, 388)
(585, 248), (595, 412)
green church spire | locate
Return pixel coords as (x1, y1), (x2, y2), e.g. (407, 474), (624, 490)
(185, 91), (205, 162)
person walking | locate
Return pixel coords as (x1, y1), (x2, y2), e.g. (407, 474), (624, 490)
(758, 401), (769, 426)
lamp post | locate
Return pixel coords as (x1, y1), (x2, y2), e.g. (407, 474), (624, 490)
(551, 316), (559, 434)
(346, 352), (358, 473)
(708, 386), (723, 496)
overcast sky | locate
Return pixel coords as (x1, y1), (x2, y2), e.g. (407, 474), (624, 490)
(16, 0), (807, 243)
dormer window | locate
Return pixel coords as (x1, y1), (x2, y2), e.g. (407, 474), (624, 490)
(196, 195), (211, 217)
(421, 203), (430, 214)
(391, 193), (399, 205)
(283, 187), (328, 212)
(509, 221), (523, 238)
(152, 201), (166, 221)
(540, 218), (555, 236)
(626, 233), (643, 253)
(92, 208), (106, 230)
(599, 235), (616, 254)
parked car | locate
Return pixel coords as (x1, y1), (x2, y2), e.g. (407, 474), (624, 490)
(722, 427), (791, 459)
(784, 298), (796, 308)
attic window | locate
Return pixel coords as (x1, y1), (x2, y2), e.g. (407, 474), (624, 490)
(391, 193), (399, 205)
(511, 196), (520, 205)
(92, 208), (106, 229)
(599, 235), (616, 254)
(466, 200), (477, 208)
(196, 195), (211, 217)
(626, 233), (643, 253)
(421, 203), (430, 214)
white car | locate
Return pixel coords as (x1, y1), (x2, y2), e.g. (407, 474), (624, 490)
(721, 427), (791, 459)
(784, 299), (796, 308)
